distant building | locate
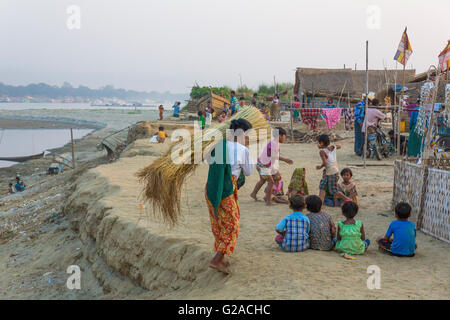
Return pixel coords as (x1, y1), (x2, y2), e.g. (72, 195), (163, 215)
(294, 67), (416, 108)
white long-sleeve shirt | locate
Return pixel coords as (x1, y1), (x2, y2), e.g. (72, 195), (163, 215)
(226, 141), (254, 178)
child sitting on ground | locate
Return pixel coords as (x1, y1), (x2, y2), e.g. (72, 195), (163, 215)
(8, 182), (15, 194)
(275, 195), (310, 252)
(335, 201), (370, 255)
(377, 202), (417, 257)
(316, 134), (341, 207)
(335, 168), (358, 205)
(287, 168), (309, 198)
(218, 110), (228, 123)
(306, 195), (336, 251)
(157, 126), (166, 143)
(264, 172), (289, 204)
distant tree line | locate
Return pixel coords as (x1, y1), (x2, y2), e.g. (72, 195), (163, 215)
(189, 82), (294, 101)
(0, 82), (187, 102)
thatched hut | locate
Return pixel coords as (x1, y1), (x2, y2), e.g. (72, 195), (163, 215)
(375, 70), (448, 104)
(294, 67), (416, 107)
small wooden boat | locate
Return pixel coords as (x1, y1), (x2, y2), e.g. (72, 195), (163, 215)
(0, 151), (45, 163)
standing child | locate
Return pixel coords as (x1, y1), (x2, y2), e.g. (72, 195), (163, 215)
(287, 168), (309, 198)
(306, 195), (336, 251)
(8, 182), (15, 194)
(198, 110), (206, 130)
(250, 127), (293, 205)
(377, 202), (417, 257)
(335, 168), (358, 205)
(158, 104), (164, 120)
(275, 195), (310, 252)
(335, 201), (370, 255)
(316, 134), (341, 206)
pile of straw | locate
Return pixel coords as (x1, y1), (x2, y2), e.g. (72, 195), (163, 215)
(137, 106), (268, 226)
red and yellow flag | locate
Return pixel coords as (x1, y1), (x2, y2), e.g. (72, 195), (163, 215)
(394, 27), (413, 66)
(438, 40), (450, 72)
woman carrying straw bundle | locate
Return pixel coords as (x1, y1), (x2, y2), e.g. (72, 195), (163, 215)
(205, 118), (254, 274)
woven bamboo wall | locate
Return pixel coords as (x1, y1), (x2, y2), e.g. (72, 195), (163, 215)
(393, 160), (425, 223)
(420, 168), (450, 243)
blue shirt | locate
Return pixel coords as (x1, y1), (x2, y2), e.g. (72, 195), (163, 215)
(355, 100), (365, 124)
(15, 183), (25, 192)
(385, 220), (416, 256)
(173, 104), (180, 116)
(276, 211), (310, 252)
(230, 96), (238, 111)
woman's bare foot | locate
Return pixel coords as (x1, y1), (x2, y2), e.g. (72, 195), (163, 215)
(209, 260), (230, 275)
(250, 192), (258, 201)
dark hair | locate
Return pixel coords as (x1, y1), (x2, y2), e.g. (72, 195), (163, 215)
(306, 195), (322, 213)
(342, 201), (359, 218)
(294, 97), (299, 102)
(16, 177), (20, 181)
(275, 127), (287, 137)
(229, 119), (252, 132)
(197, 110), (203, 116)
(253, 93), (257, 97)
(239, 96), (245, 101)
(9, 182), (13, 186)
(231, 90), (235, 95)
(388, 130), (394, 136)
(340, 168), (353, 177)
(275, 94), (279, 99)
(317, 134), (330, 147)
(372, 98), (380, 106)
(395, 202), (412, 219)
(290, 195), (305, 211)
(158, 126), (164, 131)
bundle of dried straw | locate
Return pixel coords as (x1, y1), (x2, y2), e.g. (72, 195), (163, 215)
(137, 106), (268, 226)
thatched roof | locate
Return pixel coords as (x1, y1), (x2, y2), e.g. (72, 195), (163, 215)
(375, 72), (448, 103)
(294, 67), (416, 99)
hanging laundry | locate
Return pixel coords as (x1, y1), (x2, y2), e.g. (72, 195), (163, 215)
(344, 108), (355, 131)
(300, 108), (322, 130)
(322, 108), (342, 130)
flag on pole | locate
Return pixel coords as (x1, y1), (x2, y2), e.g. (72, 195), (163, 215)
(438, 40), (450, 72)
(394, 28), (413, 66)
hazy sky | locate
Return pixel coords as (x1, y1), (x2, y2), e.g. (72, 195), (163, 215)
(1, 0), (449, 93)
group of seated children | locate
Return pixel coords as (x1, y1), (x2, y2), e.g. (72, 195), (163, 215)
(275, 194), (416, 257)
(8, 177), (26, 194)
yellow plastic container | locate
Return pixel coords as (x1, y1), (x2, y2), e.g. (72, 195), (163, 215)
(400, 121), (406, 132)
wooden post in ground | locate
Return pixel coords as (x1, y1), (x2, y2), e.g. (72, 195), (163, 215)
(290, 108), (294, 141)
(70, 128), (75, 169)
(363, 40), (369, 169)
(398, 62), (406, 159)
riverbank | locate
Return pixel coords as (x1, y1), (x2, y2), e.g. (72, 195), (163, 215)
(1, 114), (448, 299)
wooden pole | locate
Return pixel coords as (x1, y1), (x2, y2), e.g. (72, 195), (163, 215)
(70, 128), (75, 169)
(363, 40), (369, 169)
(290, 108), (294, 141)
(398, 30), (407, 159)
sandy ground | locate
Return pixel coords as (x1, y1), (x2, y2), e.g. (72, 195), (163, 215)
(0, 112), (448, 299)
(79, 133), (449, 300)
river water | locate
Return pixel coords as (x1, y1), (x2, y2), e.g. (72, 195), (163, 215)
(0, 128), (93, 168)
(0, 102), (159, 111)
